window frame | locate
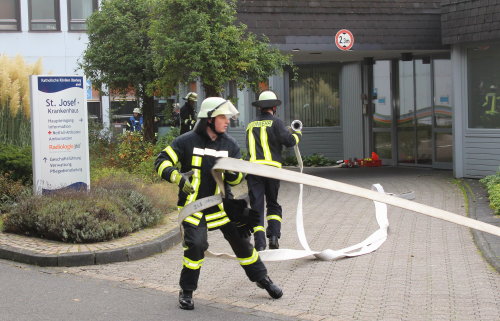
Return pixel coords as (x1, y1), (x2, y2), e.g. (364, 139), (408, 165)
(0, 0), (21, 32)
(67, 0), (98, 32)
(29, 0), (61, 32)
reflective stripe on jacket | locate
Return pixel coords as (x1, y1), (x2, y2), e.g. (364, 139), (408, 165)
(154, 130), (243, 230)
(246, 113), (300, 168)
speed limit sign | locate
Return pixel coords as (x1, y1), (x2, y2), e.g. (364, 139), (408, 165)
(335, 29), (354, 51)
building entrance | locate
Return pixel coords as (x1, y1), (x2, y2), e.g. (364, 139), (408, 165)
(371, 58), (453, 168)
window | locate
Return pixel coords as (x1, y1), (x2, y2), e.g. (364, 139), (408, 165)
(468, 43), (500, 129)
(289, 64), (340, 127)
(0, 0), (20, 31)
(68, 0), (97, 31)
(29, 0), (60, 31)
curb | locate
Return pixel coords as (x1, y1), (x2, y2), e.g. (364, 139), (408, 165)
(0, 228), (181, 267)
(462, 179), (500, 273)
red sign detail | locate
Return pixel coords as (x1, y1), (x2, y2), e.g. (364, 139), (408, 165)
(335, 29), (354, 51)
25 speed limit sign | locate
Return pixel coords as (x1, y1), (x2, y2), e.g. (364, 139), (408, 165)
(335, 29), (354, 51)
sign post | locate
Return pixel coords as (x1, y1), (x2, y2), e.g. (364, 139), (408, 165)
(30, 75), (90, 195)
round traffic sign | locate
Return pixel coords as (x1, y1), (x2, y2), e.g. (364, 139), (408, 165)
(335, 29), (354, 51)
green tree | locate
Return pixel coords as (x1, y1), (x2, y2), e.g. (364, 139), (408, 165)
(80, 0), (157, 142)
(149, 0), (293, 97)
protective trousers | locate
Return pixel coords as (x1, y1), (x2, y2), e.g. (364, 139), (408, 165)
(180, 216), (267, 291)
(246, 174), (282, 249)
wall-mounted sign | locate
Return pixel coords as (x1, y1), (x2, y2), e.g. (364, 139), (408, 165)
(335, 29), (354, 51)
(30, 75), (90, 195)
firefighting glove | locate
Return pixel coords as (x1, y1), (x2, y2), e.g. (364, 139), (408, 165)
(173, 171), (195, 195)
(222, 198), (260, 228)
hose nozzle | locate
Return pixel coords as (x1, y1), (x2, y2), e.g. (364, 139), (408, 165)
(291, 120), (303, 131)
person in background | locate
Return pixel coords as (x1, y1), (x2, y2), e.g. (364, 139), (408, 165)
(126, 107), (143, 132)
(245, 90), (302, 251)
(155, 97), (283, 310)
(180, 92), (198, 134)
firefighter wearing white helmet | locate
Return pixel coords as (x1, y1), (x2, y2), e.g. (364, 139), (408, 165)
(155, 96), (283, 310)
(180, 92), (198, 134)
(246, 90), (302, 251)
(126, 107), (143, 132)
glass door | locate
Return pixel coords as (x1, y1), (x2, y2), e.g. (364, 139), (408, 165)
(372, 60), (393, 162)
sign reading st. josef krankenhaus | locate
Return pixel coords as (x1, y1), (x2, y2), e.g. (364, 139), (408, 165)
(30, 76), (90, 195)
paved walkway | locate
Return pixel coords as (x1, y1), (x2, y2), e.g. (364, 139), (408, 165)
(1, 167), (499, 320)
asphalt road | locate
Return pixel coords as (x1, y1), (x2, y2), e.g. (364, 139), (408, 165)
(0, 259), (292, 321)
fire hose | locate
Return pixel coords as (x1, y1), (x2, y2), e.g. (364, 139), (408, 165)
(178, 146), (500, 262)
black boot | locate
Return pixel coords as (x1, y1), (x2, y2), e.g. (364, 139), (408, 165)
(256, 275), (283, 299)
(178, 290), (194, 310)
(269, 236), (279, 249)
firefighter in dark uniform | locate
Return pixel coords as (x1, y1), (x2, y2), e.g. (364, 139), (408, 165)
(245, 91), (302, 251)
(155, 97), (283, 310)
(180, 92), (198, 134)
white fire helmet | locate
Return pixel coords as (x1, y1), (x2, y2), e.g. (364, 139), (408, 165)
(197, 97), (239, 120)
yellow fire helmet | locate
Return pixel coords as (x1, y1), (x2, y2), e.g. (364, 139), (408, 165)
(184, 92), (198, 101)
(197, 97), (239, 120)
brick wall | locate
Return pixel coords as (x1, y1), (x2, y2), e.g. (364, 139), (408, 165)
(441, 0), (500, 44)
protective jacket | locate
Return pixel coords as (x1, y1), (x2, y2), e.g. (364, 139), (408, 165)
(180, 102), (196, 134)
(155, 130), (244, 230)
(246, 113), (301, 168)
(127, 115), (143, 132)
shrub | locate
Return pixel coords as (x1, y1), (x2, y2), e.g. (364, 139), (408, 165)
(0, 173), (30, 214)
(480, 171), (500, 215)
(282, 154), (298, 166)
(154, 127), (180, 155)
(0, 143), (32, 183)
(302, 153), (333, 167)
(3, 177), (163, 243)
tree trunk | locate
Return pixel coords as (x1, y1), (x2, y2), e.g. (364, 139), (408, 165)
(142, 95), (155, 143)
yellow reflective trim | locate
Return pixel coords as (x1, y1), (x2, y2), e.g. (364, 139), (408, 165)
(247, 120), (273, 130)
(157, 160), (173, 176)
(238, 248), (259, 266)
(253, 226), (265, 233)
(205, 211), (226, 221)
(226, 172), (243, 185)
(184, 216), (200, 225)
(165, 146), (178, 164)
(191, 155), (202, 167)
(253, 159), (282, 168)
(266, 215), (282, 222)
(182, 245), (189, 251)
(248, 129), (256, 162)
(170, 170), (179, 183)
(207, 217), (230, 229)
(193, 212), (203, 218)
(183, 257), (204, 270)
(260, 127), (272, 161)
(185, 169), (201, 206)
(292, 133), (300, 144)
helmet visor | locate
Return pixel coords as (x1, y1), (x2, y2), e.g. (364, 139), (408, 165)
(208, 100), (239, 120)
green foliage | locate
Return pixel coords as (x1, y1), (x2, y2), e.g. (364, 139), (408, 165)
(480, 171), (500, 215)
(282, 155), (298, 166)
(302, 153), (333, 167)
(0, 143), (32, 183)
(3, 179), (163, 243)
(154, 127), (180, 155)
(0, 173), (30, 214)
(81, 0), (157, 141)
(150, 0), (294, 96)
(0, 107), (31, 147)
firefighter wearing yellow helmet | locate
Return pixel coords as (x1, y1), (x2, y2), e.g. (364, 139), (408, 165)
(246, 90), (302, 251)
(155, 97), (283, 310)
(180, 92), (198, 134)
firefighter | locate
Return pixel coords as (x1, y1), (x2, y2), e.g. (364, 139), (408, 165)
(155, 97), (283, 310)
(126, 107), (143, 132)
(245, 90), (302, 251)
(180, 92), (198, 134)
